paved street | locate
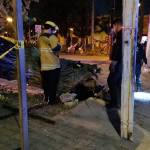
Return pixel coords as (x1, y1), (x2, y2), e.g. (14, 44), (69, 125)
(0, 99), (137, 150)
(0, 55), (150, 150)
(1, 0), (150, 149)
(0, 98), (150, 150)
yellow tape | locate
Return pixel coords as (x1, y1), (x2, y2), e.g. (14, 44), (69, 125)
(0, 40), (25, 60)
(0, 45), (17, 60)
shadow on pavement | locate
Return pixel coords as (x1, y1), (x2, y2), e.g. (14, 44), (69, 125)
(105, 105), (121, 136)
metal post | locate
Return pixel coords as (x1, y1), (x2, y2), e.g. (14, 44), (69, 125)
(139, 0), (144, 38)
(15, 0), (29, 149)
(111, 0), (116, 23)
(146, 15), (150, 67)
(91, 0), (94, 51)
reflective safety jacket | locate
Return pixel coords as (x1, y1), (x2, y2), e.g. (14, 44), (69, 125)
(38, 33), (60, 71)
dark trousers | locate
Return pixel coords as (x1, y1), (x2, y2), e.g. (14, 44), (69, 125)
(135, 62), (142, 90)
(41, 68), (60, 102)
(135, 62), (142, 83)
(107, 63), (122, 107)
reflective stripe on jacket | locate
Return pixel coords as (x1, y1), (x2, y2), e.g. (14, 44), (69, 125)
(38, 34), (60, 71)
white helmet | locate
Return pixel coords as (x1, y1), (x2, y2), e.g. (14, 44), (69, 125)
(55, 25), (59, 31)
(45, 21), (56, 27)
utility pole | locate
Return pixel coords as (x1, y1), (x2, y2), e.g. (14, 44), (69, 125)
(91, 0), (94, 51)
(14, 0), (29, 149)
(146, 15), (150, 67)
(139, 0), (144, 38)
(121, 0), (139, 140)
(112, 0), (116, 22)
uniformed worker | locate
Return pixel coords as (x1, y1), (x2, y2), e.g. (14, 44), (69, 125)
(38, 21), (61, 105)
(107, 19), (122, 108)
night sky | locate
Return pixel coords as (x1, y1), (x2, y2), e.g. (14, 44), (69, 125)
(95, 0), (149, 15)
(95, 0), (112, 15)
(143, 0), (150, 15)
(30, 0), (123, 24)
(30, 0), (149, 22)
(29, 0), (149, 35)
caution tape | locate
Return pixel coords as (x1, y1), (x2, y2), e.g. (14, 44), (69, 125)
(0, 44), (18, 60)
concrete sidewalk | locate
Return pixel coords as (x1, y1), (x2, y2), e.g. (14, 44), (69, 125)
(0, 61), (150, 150)
(0, 98), (150, 150)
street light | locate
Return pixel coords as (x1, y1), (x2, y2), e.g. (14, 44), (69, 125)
(6, 17), (13, 23)
(69, 28), (74, 32)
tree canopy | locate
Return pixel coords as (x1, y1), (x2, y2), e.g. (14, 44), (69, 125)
(0, 0), (39, 34)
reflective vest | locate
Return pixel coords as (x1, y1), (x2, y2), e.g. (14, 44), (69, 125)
(38, 34), (60, 71)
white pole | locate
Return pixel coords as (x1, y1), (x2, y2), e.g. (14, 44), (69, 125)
(121, 0), (139, 140)
(146, 15), (150, 67)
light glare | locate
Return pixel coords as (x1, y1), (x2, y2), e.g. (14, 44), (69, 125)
(6, 17), (13, 23)
(134, 92), (150, 102)
(138, 3), (141, 7)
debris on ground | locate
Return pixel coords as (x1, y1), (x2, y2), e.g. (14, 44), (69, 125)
(0, 78), (43, 96)
(0, 59), (111, 108)
(59, 92), (77, 103)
